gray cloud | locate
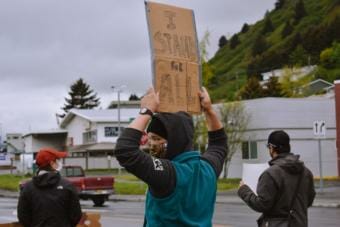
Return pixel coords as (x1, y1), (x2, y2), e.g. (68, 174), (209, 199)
(0, 0), (275, 135)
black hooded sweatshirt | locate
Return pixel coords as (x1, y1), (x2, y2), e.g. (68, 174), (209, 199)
(238, 153), (315, 227)
(115, 111), (228, 197)
(17, 171), (82, 227)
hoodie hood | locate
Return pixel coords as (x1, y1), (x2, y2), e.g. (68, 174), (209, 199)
(151, 111), (194, 160)
(33, 171), (61, 188)
(269, 153), (304, 174)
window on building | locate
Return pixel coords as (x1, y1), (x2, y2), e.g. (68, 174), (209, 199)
(104, 127), (118, 137)
(83, 130), (97, 144)
(242, 141), (258, 160)
(72, 152), (85, 157)
(104, 127), (124, 137)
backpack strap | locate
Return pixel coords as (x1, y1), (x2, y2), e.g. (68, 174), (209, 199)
(288, 169), (304, 218)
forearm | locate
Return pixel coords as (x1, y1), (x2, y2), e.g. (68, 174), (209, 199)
(238, 173), (277, 213)
(238, 185), (269, 212)
(115, 128), (175, 194)
(204, 108), (223, 131)
(202, 128), (228, 176)
(128, 114), (151, 132)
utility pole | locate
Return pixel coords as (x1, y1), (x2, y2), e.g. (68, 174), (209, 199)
(111, 85), (126, 137)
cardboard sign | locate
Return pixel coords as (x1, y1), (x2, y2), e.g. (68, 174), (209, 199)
(145, 1), (201, 114)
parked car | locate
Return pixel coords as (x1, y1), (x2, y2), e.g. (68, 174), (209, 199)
(20, 165), (115, 206)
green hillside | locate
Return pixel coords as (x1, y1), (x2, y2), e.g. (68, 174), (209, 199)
(207, 0), (340, 101)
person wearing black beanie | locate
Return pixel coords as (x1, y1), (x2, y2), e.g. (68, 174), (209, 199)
(238, 130), (315, 227)
(115, 87), (227, 227)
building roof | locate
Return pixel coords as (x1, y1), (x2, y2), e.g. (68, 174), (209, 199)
(60, 108), (139, 128)
(261, 65), (316, 81)
(23, 129), (68, 138)
(108, 100), (141, 109)
(67, 142), (115, 153)
(215, 96), (335, 130)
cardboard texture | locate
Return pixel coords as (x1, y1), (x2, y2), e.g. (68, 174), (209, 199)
(146, 1), (201, 114)
(0, 213), (101, 227)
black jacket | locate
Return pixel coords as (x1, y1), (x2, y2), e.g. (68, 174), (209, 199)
(238, 153), (315, 227)
(115, 112), (228, 198)
(17, 171), (82, 227)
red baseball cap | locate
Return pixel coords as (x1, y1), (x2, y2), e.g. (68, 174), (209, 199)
(35, 147), (67, 168)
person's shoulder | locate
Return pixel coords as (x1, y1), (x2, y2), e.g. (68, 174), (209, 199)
(20, 180), (35, 195)
(303, 165), (314, 177)
(59, 177), (75, 188)
(264, 164), (283, 178)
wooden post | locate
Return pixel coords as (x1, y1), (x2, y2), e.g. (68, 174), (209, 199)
(335, 80), (340, 177)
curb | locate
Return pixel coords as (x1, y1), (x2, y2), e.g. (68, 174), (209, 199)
(1, 191), (339, 208)
(312, 203), (340, 208)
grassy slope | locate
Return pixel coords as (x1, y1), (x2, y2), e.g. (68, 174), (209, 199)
(208, 0), (339, 101)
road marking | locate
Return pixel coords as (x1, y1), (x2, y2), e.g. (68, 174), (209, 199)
(0, 216), (17, 222)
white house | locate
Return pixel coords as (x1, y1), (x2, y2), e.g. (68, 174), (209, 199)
(59, 108), (139, 169)
(261, 65), (317, 82)
(20, 130), (68, 173)
(224, 96), (337, 178)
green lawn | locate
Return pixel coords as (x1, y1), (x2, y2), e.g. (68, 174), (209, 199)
(217, 178), (240, 191)
(0, 174), (30, 192)
(115, 181), (148, 195)
(0, 172), (240, 194)
(2, 170), (338, 195)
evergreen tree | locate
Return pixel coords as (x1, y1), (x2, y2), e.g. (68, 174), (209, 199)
(262, 16), (274, 34)
(275, 0), (286, 10)
(238, 77), (264, 100)
(229, 34), (240, 49)
(61, 78), (100, 116)
(129, 94), (140, 100)
(263, 76), (284, 97)
(302, 24), (331, 59)
(251, 34), (268, 56)
(288, 32), (302, 52)
(294, 0), (306, 24)
(326, 16), (340, 45)
(218, 35), (228, 48)
(281, 21), (293, 38)
(289, 45), (308, 66)
(241, 23), (249, 33)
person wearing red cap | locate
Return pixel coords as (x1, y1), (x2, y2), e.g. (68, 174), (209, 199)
(17, 147), (82, 227)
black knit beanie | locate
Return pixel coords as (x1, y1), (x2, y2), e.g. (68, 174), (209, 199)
(147, 117), (167, 139)
(267, 130), (290, 153)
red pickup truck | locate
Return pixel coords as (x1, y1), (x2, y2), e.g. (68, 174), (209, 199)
(20, 165), (114, 206)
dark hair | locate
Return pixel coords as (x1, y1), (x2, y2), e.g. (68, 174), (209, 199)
(267, 130), (290, 153)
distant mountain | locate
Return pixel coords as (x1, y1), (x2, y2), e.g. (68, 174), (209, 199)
(207, 0), (340, 101)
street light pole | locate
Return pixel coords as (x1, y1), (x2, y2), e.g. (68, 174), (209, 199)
(117, 89), (121, 136)
(111, 85), (126, 137)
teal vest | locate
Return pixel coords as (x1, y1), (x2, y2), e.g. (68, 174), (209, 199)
(144, 151), (217, 227)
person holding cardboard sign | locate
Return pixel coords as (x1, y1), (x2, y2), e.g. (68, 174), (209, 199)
(115, 87), (227, 227)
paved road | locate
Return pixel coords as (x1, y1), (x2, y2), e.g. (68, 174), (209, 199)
(1, 198), (339, 226)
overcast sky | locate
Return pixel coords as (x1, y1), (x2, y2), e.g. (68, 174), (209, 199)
(0, 0), (275, 137)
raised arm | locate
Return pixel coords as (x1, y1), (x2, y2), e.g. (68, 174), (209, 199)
(115, 88), (176, 197)
(199, 87), (228, 177)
